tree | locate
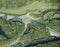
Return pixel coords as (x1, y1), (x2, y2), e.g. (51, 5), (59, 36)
(50, 0), (60, 9)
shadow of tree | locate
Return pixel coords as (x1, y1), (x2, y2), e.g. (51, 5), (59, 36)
(0, 25), (11, 39)
(25, 36), (60, 47)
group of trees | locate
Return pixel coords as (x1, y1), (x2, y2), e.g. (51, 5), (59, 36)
(0, 0), (26, 9)
(0, 16), (24, 39)
(0, 17), (25, 47)
(0, 0), (42, 9)
(0, 0), (60, 9)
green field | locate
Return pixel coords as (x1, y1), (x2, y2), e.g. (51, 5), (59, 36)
(0, 1), (57, 15)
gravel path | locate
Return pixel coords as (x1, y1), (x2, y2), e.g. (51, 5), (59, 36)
(47, 27), (60, 38)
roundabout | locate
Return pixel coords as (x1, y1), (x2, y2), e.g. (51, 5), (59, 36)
(0, 8), (60, 47)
